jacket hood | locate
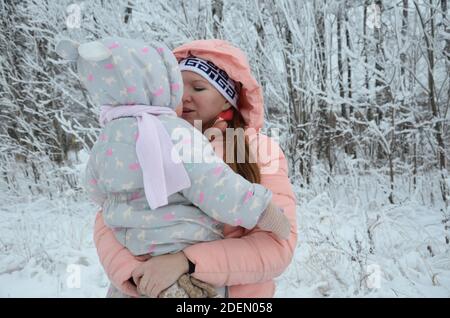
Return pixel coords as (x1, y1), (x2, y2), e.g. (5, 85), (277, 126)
(173, 39), (264, 130)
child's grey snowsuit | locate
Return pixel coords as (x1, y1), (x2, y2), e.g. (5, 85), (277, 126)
(56, 37), (272, 257)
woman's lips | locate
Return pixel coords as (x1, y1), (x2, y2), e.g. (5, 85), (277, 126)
(182, 108), (194, 114)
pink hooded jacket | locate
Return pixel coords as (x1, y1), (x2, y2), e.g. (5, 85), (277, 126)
(93, 39), (298, 298)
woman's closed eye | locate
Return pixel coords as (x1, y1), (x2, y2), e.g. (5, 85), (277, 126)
(194, 87), (205, 92)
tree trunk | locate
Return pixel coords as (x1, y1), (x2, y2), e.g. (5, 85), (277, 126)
(400, 0), (408, 82)
(345, 13), (353, 116)
(124, 1), (132, 24)
(374, 0), (385, 124)
(363, 0), (372, 122)
(413, 140), (417, 189)
(254, 1), (267, 91)
(415, 0), (448, 205)
(211, 0), (223, 38)
(345, 12), (354, 156)
(337, 9), (346, 119)
(400, 0), (409, 162)
(442, 0), (449, 62)
(389, 104), (395, 204)
(314, 0), (329, 167)
(273, 2), (305, 180)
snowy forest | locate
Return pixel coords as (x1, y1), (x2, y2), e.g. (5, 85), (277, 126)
(0, 0), (449, 297)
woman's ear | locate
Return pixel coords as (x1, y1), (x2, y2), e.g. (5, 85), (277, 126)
(222, 103), (231, 111)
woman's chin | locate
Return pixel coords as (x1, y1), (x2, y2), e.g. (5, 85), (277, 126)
(181, 113), (195, 125)
(181, 112), (197, 125)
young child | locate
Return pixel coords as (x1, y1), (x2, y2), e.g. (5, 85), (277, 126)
(56, 37), (290, 297)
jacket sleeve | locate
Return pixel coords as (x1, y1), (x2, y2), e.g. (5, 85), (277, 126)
(93, 211), (142, 297)
(183, 134), (298, 286)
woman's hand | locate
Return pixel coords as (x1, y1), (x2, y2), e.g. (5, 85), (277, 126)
(131, 251), (189, 298)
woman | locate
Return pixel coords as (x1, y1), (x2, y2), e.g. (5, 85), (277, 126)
(93, 39), (298, 298)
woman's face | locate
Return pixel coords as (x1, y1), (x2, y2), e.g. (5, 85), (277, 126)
(181, 71), (227, 129)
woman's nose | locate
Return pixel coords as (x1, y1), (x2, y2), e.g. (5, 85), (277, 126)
(182, 88), (192, 103)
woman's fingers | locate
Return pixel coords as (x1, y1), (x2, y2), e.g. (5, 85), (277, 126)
(133, 276), (142, 289)
(139, 273), (153, 297)
(140, 274), (162, 298)
(149, 282), (163, 298)
(147, 282), (157, 298)
(131, 264), (145, 286)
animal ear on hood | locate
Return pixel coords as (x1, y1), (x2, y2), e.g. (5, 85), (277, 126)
(56, 39), (112, 63)
(55, 39), (80, 61)
(78, 41), (112, 62)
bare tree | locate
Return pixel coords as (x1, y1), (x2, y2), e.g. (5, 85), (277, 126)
(124, 1), (133, 24)
(345, 11), (353, 116)
(374, 0), (392, 123)
(314, 0), (331, 174)
(211, 0), (223, 38)
(415, 0), (447, 205)
(363, 0), (370, 98)
(442, 0), (449, 62)
(337, 7), (346, 119)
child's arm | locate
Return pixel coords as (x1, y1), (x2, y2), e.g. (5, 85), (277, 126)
(182, 134), (297, 287)
(178, 128), (287, 234)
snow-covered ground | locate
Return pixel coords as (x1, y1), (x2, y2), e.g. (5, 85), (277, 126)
(277, 171), (450, 297)
(0, 192), (108, 297)
(1, 164), (449, 297)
